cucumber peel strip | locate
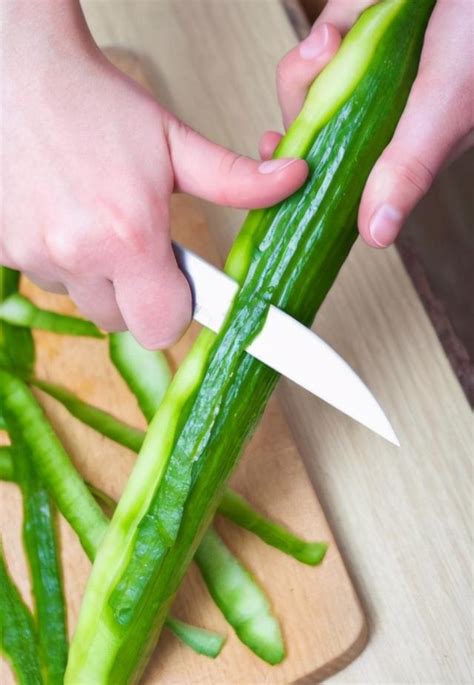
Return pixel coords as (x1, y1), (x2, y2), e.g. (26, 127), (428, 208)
(218, 489), (327, 566)
(109, 332), (172, 422)
(32, 378), (145, 453)
(0, 293), (104, 338)
(0, 268), (35, 378)
(195, 528), (284, 665)
(164, 616), (225, 658)
(1, 421), (327, 566)
(0, 370), (108, 560)
(13, 443), (68, 685)
(0, 543), (44, 685)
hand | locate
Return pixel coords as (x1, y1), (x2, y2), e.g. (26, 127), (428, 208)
(269, 0), (473, 248)
(1, 1), (308, 348)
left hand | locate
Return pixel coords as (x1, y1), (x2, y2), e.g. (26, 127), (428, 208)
(268, 0), (474, 248)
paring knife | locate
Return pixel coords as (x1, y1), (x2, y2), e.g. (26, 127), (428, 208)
(173, 241), (399, 446)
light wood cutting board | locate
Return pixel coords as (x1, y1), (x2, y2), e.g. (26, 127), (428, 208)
(0, 48), (367, 685)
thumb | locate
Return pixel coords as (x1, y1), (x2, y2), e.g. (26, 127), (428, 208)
(165, 115), (308, 209)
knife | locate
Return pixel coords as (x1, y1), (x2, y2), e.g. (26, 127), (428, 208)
(173, 241), (399, 446)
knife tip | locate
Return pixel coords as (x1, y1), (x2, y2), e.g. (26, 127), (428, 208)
(381, 421), (400, 447)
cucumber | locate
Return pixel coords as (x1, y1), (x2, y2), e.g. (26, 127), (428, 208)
(66, 2), (435, 682)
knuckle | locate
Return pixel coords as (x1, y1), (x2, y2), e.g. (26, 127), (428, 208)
(394, 157), (434, 196)
(218, 150), (244, 177)
(111, 217), (149, 254)
(43, 227), (84, 273)
(166, 114), (197, 160)
(169, 116), (191, 146)
(97, 197), (163, 260)
(217, 151), (246, 205)
(3, 233), (39, 271)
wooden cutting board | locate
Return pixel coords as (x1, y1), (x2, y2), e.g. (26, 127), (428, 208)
(0, 51), (366, 684)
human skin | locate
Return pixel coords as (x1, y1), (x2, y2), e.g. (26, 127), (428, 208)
(1, 0), (308, 348)
(1, 0), (473, 348)
(266, 0), (473, 248)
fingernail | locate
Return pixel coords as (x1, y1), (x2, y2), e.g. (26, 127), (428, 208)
(258, 158), (299, 174)
(369, 204), (402, 247)
(299, 23), (329, 60)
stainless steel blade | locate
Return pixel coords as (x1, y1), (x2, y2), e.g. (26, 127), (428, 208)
(173, 241), (399, 446)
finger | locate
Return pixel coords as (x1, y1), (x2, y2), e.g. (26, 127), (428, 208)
(0, 248), (15, 269)
(23, 272), (68, 295)
(316, 0), (377, 35)
(259, 131), (283, 160)
(113, 236), (191, 350)
(358, 0), (473, 248)
(276, 23), (341, 128)
(166, 116), (308, 209)
(66, 277), (126, 332)
(359, 88), (465, 248)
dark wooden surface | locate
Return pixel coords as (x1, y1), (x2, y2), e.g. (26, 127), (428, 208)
(398, 153), (474, 404)
(283, 0), (474, 404)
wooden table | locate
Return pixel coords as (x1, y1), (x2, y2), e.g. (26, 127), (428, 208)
(285, 0), (474, 407)
(76, 2), (473, 682)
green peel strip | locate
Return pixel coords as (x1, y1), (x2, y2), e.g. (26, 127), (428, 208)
(0, 370), (108, 560)
(32, 378), (145, 453)
(0, 544), (44, 685)
(14, 444), (68, 685)
(219, 489), (327, 565)
(0, 293), (103, 338)
(195, 528), (285, 665)
(164, 617), (225, 658)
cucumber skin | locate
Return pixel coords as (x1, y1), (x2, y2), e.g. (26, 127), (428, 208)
(67, 2), (435, 682)
(194, 527), (285, 665)
(14, 445), (68, 685)
(0, 268), (34, 376)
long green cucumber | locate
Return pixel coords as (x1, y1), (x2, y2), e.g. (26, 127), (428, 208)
(67, 2), (435, 682)
(0, 437), (327, 565)
(108, 329), (285, 661)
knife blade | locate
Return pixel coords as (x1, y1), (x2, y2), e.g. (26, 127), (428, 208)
(173, 241), (399, 446)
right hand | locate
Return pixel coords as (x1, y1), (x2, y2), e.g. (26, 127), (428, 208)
(1, 0), (309, 349)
